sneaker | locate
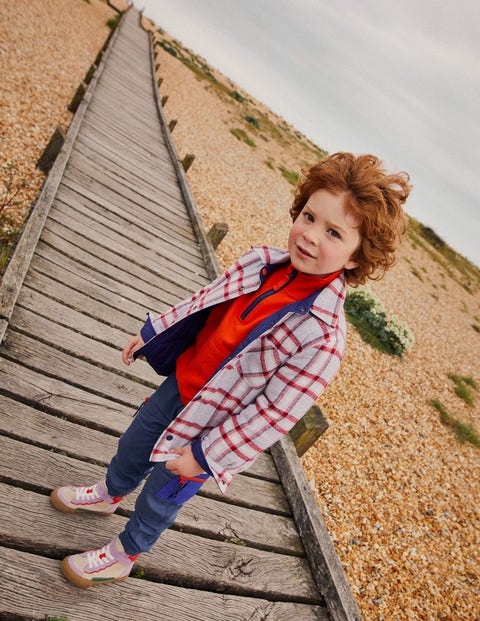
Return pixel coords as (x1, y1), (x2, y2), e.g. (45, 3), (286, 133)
(50, 479), (124, 515)
(61, 538), (139, 588)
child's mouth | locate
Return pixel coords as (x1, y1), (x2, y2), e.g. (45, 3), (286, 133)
(297, 245), (314, 259)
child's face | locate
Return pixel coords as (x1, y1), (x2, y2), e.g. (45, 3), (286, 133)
(288, 189), (360, 276)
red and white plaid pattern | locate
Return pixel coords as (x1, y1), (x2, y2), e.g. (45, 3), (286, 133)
(148, 247), (346, 493)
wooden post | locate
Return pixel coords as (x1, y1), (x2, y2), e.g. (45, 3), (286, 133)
(36, 125), (66, 173)
(94, 50), (103, 66)
(207, 223), (229, 249)
(67, 82), (86, 113)
(182, 154), (195, 172)
(157, 77), (163, 88)
(161, 95), (168, 107)
(155, 62), (161, 72)
(289, 404), (329, 456)
(84, 64), (96, 85)
(168, 119), (177, 132)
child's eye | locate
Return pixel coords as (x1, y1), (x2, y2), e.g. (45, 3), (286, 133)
(304, 212), (314, 223)
(327, 228), (341, 239)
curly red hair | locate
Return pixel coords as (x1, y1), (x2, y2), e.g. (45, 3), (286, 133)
(290, 152), (411, 286)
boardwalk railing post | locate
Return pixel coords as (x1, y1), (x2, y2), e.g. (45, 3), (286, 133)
(289, 404), (329, 456)
(68, 82), (86, 113)
(182, 154), (195, 172)
(207, 223), (229, 249)
(168, 119), (177, 132)
(36, 125), (66, 173)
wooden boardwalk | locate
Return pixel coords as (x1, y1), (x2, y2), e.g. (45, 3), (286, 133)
(0, 8), (361, 621)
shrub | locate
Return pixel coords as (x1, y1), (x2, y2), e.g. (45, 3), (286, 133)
(345, 287), (414, 357)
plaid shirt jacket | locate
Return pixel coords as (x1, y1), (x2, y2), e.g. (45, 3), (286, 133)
(135, 246), (347, 493)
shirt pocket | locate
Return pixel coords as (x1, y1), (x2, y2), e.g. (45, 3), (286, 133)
(154, 474), (209, 505)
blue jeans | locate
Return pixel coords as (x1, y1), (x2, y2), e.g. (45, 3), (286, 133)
(105, 373), (209, 555)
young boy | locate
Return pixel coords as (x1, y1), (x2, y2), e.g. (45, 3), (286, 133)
(51, 152), (410, 587)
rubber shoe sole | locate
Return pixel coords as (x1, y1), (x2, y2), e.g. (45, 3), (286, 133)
(50, 487), (114, 516)
(61, 556), (129, 588)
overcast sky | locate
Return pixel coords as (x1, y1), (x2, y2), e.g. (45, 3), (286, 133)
(133, 0), (480, 266)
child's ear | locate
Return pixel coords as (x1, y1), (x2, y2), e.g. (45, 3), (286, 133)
(344, 258), (359, 270)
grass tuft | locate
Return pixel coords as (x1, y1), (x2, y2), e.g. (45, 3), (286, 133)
(430, 399), (480, 448)
(230, 128), (255, 148)
(448, 374), (478, 406)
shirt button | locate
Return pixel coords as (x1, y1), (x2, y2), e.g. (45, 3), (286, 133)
(166, 434), (173, 441)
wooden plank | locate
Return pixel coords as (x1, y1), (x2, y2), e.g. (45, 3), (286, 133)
(76, 114), (181, 180)
(65, 151), (197, 236)
(38, 225), (198, 305)
(1, 331), (148, 407)
(0, 547), (328, 621)
(0, 10), (124, 343)
(80, 109), (176, 166)
(59, 171), (204, 261)
(0, 483), (321, 603)
(9, 305), (160, 388)
(31, 244), (178, 312)
(55, 185), (206, 272)
(0, 436), (303, 554)
(0, 396), (286, 514)
(17, 284), (139, 348)
(0, 357), (132, 433)
(43, 215), (202, 294)
(51, 196), (206, 279)
(272, 436), (363, 621)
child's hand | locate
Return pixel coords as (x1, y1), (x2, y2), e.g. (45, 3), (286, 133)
(122, 334), (145, 366)
(165, 445), (205, 477)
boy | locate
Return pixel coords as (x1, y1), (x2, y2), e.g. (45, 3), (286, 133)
(51, 152), (410, 587)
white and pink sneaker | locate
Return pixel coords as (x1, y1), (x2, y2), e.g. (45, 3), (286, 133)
(61, 538), (138, 588)
(50, 479), (124, 515)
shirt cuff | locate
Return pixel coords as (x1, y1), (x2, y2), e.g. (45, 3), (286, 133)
(191, 438), (214, 476)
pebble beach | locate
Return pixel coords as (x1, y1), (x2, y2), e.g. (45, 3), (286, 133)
(1, 2), (479, 619)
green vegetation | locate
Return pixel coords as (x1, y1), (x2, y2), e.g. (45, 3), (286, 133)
(278, 166), (299, 187)
(448, 374), (478, 407)
(264, 159), (275, 170)
(230, 128), (255, 148)
(106, 14), (121, 30)
(430, 399), (480, 448)
(45, 616), (68, 621)
(345, 287), (414, 357)
(407, 217), (480, 294)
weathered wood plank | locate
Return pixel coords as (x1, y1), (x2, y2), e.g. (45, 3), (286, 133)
(0, 396), (285, 514)
(0, 483), (321, 602)
(56, 182), (207, 268)
(0, 392), (278, 480)
(0, 436), (303, 554)
(38, 226), (198, 305)
(50, 197), (207, 280)
(1, 331), (147, 407)
(0, 3), (123, 344)
(272, 436), (363, 621)
(0, 357), (132, 433)
(31, 244), (177, 313)
(9, 305), (160, 387)
(0, 547), (328, 621)
(43, 216), (204, 295)
(59, 171), (205, 262)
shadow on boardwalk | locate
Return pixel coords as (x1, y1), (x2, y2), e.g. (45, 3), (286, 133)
(0, 8), (361, 621)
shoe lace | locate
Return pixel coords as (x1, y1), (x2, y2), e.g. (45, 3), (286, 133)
(75, 484), (101, 502)
(86, 544), (116, 570)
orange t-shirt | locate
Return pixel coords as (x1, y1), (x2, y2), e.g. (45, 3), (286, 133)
(176, 263), (340, 404)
